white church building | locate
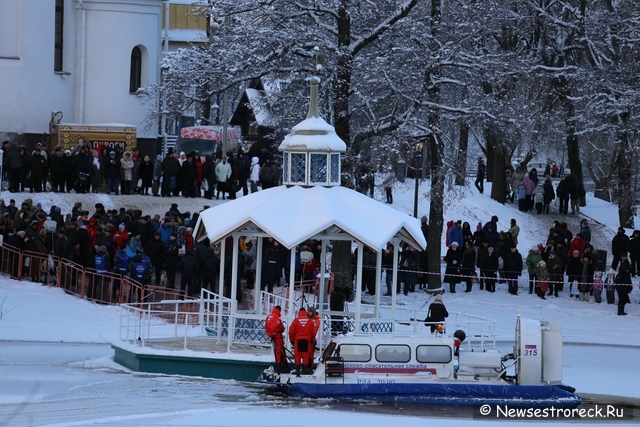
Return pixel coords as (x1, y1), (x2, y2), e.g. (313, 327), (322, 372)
(0, 0), (165, 148)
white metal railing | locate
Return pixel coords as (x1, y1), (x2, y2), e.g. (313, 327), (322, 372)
(118, 291), (495, 354)
(119, 299), (202, 350)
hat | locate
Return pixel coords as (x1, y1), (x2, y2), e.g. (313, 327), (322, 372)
(573, 250), (579, 254)
(56, 228), (65, 234)
(99, 245), (108, 253)
(95, 203), (104, 209)
(580, 219), (587, 224)
(421, 215), (428, 224)
(621, 252), (628, 257)
(65, 149), (71, 154)
(487, 246), (494, 252)
(119, 223), (125, 229)
(608, 268), (616, 275)
(434, 294), (443, 302)
(180, 151), (186, 156)
(10, 199), (15, 204)
(549, 250), (556, 255)
(110, 151), (116, 156)
(618, 227), (625, 231)
(171, 203), (178, 209)
(510, 243), (517, 249)
(455, 220), (462, 224)
(532, 246), (539, 252)
(36, 203), (42, 208)
(170, 232), (177, 238)
(476, 222), (482, 231)
(537, 260), (546, 267)
(36, 142), (42, 147)
(89, 218), (97, 223)
(451, 241), (459, 247)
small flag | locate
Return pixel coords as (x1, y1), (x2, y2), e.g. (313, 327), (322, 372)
(525, 344), (537, 350)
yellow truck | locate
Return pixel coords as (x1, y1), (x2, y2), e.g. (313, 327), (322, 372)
(50, 124), (136, 153)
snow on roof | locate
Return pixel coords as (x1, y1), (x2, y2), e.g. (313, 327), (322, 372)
(245, 88), (271, 126)
(195, 186), (426, 251)
(278, 117), (347, 152)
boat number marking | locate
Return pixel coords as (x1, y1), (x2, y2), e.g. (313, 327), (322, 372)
(357, 379), (396, 384)
(523, 349), (538, 356)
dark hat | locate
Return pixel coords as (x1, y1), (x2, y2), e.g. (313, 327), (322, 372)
(171, 203), (178, 209)
(10, 199), (15, 203)
(56, 228), (65, 235)
(167, 147), (174, 155)
(110, 151), (116, 156)
(621, 252), (628, 257)
(549, 250), (556, 255)
(510, 243), (517, 249)
(618, 227), (625, 231)
(421, 215), (428, 224)
(456, 220), (462, 224)
(170, 232), (177, 238)
(95, 203), (104, 209)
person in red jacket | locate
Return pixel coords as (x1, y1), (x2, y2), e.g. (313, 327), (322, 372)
(305, 306), (320, 373)
(569, 233), (586, 258)
(288, 307), (310, 376)
(113, 223), (129, 250)
(265, 305), (287, 373)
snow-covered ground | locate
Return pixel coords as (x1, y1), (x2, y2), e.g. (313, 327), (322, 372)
(0, 181), (639, 425)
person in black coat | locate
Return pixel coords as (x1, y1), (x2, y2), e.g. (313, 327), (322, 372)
(2, 141), (22, 192)
(261, 247), (279, 293)
(199, 245), (219, 292)
(238, 153), (250, 197)
(543, 178), (555, 213)
(425, 294), (448, 333)
(443, 242), (462, 293)
(176, 249), (198, 296)
(611, 227), (630, 270)
(163, 233), (179, 289)
(74, 146), (93, 193)
(54, 228), (71, 260)
(616, 253), (632, 315)
(203, 155), (217, 200)
(138, 155), (154, 195)
(461, 240), (477, 292)
(503, 244), (523, 295)
(104, 151), (122, 195)
(28, 146), (47, 192)
(181, 154), (198, 198)
(18, 147), (30, 192)
(482, 246), (500, 292)
(145, 232), (165, 286)
(49, 148), (65, 192)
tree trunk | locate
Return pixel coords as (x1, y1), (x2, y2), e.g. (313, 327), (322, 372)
(455, 122), (469, 186)
(331, 241), (353, 291)
(427, 132), (444, 290)
(615, 116), (634, 229)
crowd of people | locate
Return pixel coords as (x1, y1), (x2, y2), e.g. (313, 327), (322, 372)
(1, 140), (282, 200)
(439, 215), (635, 316)
(0, 197), (344, 304)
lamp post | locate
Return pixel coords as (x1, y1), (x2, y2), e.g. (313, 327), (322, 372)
(635, 144), (639, 208)
(413, 141), (424, 218)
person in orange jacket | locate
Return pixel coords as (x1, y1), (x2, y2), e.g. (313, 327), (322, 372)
(265, 305), (287, 373)
(288, 307), (310, 376)
(305, 306), (320, 373)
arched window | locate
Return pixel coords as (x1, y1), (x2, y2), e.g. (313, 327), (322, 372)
(129, 47), (142, 93)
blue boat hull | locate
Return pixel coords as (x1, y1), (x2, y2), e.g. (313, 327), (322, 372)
(272, 382), (582, 408)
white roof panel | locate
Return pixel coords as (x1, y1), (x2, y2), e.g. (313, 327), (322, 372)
(195, 186), (426, 251)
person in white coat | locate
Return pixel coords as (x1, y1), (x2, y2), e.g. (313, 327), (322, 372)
(249, 157), (260, 193)
(215, 156), (232, 199)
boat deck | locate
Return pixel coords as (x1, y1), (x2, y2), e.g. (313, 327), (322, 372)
(140, 336), (273, 356)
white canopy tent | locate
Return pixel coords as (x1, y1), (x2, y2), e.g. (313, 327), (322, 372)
(193, 184), (427, 349)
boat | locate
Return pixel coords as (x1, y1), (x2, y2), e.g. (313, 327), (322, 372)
(258, 316), (582, 408)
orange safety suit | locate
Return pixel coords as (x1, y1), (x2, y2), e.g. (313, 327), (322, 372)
(265, 306), (286, 367)
(306, 313), (320, 370)
(288, 308), (310, 368)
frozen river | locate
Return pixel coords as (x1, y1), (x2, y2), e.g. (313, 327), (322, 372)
(0, 342), (638, 426)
